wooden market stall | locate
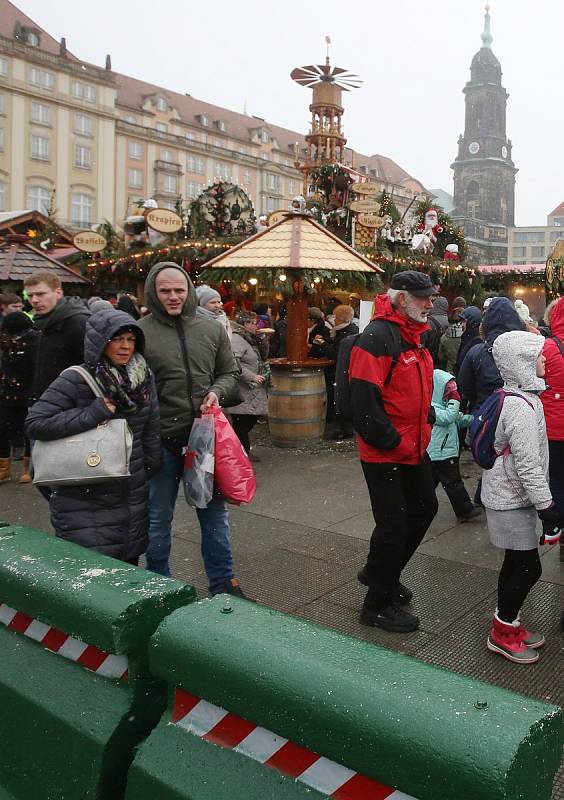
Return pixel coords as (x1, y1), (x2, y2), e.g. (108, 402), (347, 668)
(0, 234), (92, 292)
(201, 211), (382, 446)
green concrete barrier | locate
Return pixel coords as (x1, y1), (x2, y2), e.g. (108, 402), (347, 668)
(143, 596), (562, 800)
(0, 525), (196, 800)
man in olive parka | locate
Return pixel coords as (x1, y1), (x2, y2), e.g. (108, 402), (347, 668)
(139, 262), (245, 596)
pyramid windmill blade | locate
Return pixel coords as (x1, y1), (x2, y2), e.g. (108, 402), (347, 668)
(290, 65), (325, 86)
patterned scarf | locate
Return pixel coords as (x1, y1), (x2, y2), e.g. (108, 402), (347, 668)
(94, 351), (151, 413)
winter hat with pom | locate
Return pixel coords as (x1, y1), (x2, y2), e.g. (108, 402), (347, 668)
(514, 298), (533, 324)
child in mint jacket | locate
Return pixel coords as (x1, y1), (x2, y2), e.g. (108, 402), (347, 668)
(428, 369), (481, 521)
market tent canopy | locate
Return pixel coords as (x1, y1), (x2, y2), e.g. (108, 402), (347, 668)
(0, 235), (91, 284)
(477, 263), (545, 274)
(203, 213), (384, 273)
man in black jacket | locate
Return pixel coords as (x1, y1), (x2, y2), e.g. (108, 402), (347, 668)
(24, 271), (90, 399)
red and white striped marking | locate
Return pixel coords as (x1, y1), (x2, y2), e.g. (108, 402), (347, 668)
(171, 688), (416, 799)
(0, 602), (128, 680)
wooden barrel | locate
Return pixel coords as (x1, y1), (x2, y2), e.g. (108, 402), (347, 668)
(268, 366), (327, 447)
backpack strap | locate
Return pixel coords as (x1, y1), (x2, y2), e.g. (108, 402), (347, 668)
(552, 335), (564, 360)
(383, 322), (404, 386)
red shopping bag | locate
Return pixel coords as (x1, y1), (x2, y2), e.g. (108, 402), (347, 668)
(205, 407), (256, 505)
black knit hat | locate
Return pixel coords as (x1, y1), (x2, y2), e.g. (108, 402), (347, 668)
(2, 311), (33, 334)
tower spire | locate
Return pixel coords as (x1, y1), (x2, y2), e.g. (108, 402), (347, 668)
(481, 4), (493, 49)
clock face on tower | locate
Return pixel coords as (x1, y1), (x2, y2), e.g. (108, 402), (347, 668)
(501, 145), (508, 159)
(468, 141), (480, 155)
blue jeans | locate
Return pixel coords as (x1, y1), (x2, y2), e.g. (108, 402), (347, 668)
(146, 446), (234, 593)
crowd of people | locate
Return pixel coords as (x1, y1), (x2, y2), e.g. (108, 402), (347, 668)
(0, 267), (563, 662)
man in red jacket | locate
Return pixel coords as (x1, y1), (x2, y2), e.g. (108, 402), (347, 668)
(350, 271), (439, 632)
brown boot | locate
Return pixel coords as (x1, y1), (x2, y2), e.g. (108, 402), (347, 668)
(18, 457), (32, 484)
(0, 457), (11, 484)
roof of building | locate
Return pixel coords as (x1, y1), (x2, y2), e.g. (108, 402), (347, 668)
(0, 0), (78, 60)
(0, 236), (91, 283)
(548, 201), (564, 218)
(204, 213), (383, 273)
(0, 210), (75, 245)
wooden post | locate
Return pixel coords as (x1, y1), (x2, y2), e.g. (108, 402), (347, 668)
(286, 292), (309, 362)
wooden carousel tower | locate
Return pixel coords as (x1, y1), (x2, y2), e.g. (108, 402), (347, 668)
(291, 40), (361, 194)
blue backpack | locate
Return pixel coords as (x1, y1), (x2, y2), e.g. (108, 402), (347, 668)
(469, 389), (533, 469)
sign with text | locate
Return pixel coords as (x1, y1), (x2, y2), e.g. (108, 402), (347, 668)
(146, 208), (182, 234)
(358, 213), (385, 229)
(353, 182), (379, 196)
(349, 199), (381, 213)
(73, 231), (107, 253)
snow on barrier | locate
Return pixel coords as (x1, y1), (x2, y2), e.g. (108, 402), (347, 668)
(0, 524), (196, 800)
(134, 595), (563, 800)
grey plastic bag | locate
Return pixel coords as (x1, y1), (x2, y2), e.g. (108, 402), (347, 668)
(183, 414), (215, 509)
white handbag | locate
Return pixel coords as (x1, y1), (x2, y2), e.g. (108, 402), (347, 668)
(32, 366), (133, 487)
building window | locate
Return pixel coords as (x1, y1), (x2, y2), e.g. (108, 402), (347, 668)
(288, 179), (296, 194)
(261, 130), (269, 143)
(0, 180), (5, 211)
(531, 246), (545, 258)
(266, 173), (281, 191)
(200, 114), (209, 127)
(71, 81), (96, 102)
(161, 200), (176, 210)
(163, 175), (177, 194)
(31, 134), (49, 160)
(186, 131), (196, 142)
(27, 31), (39, 46)
(243, 170), (251, 185)
(218, 120), (226, 132)
(0, 58), (7, 77)
(214, 139), (222, 148)
(187, 155), (205, 174)
(74, 113), (92, 136)
(0, 128), (4, 152)
(0, 95), (4, 114)
(261, 152), (268, 160)
(74, 144), (92, 169)
(160, 149), (173, 162)
(514, 231), (544, 243)
(266, 196), (278, 212)
(71, 193), (93, 227)
(186, 181), (204, 199)
(155, 122), (168, 134)
(27, 185), (51, 212)
(551, 230), (563, 241)
(28, 67), (54, 90)
(128, 168), (144, 188)
(31, 101), (50, 125)
(215, 162), (231, 180)
(128, 141), (143, 160)
(156, 97), (168, 112)
(553, 217), (564, 227)
(124, 114), (138, 124)
(512, 247), (526, 258)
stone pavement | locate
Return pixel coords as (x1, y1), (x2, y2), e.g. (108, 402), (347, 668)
(1, 445), (563, 798)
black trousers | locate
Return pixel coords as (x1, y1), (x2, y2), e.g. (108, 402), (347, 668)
(548, 440), (564, 515)
(361, 459), (439, 610)
(0, 406), (29, 458)
(431, 457), (473, 517)
(230, 414), (259, 454)
(497, 549), (542, 622)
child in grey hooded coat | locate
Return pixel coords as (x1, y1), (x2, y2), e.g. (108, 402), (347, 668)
(482, 330), (563, 664)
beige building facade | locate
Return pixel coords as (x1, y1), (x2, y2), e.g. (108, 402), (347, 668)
(507, 203), (564, 265)
(0, 1), (426, 233)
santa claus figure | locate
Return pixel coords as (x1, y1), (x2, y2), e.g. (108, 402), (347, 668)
(411, 207), (444, 254)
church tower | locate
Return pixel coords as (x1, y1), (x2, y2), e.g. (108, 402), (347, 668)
(451, 5), (517, 264)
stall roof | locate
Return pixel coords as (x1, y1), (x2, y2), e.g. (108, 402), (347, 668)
(204, 213), (384, 273)
(477, 263), (545, 274)
(0, 236), (91, 284)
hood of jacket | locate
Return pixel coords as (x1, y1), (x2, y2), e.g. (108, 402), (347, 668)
(549, 296), (564, 339)
(84, 308), (145, 367)
(144, 261), (197, 325)
(373, 293), (429, 346)
(492, 330), (545, 392)
(34, 296), (90, 331)
(432, 369), (455, 406)
(460, 305), (481, 327)
(482, 297), (524, 345)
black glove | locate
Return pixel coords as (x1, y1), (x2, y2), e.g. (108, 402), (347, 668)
(537, 506), (563, 545)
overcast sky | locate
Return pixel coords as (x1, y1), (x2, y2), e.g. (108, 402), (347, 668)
(17, 0), (563, 225)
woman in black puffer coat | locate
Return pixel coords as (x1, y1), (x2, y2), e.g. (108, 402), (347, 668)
(25, 309), (161, 563)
